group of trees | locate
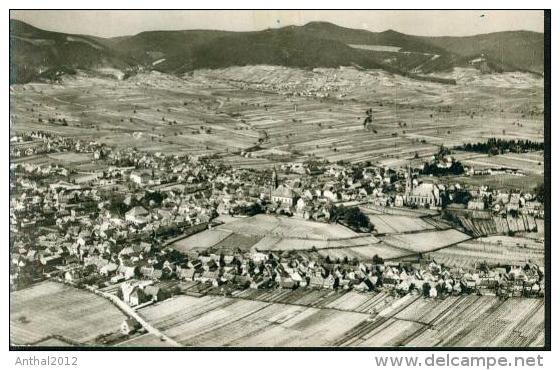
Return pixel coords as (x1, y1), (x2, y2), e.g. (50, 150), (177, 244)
(105, 190), (168, 216)
(421, 160), (465, 176)
(363, 108), (378, 133)
(143, 190), (166, 207)
(38, 117), (68, 126)
(457, 138), (544, 156)
(232, 202), (263, 216)
(332, 205), (373, 232)
(535, 183), (546, 203)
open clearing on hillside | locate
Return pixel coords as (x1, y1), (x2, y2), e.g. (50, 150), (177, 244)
(10, 281), (126, 345)
(136, 293), (544, 347)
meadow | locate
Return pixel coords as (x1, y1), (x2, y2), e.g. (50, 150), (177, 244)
(10, 281), (126, 346)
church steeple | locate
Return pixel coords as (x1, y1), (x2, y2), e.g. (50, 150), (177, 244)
(405, 165), (412, 195)
(272, 167), (278, 189)
(270, 167), (278, 200)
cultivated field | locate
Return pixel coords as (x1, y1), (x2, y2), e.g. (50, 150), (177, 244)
(366, 214), (437, 234)
(457, 214), (541, 237)
(10, 281), (126, 346)
(31, 337), (75, 347)
(10, 66), (544, 167)
(47, 152), (94, 164)
(317, 244), (411, 261)
(360, 204), (440, 218)
(135, 292), (544, 347)
(459, 151), (544, 175)
(220, 214), (358, 239)
(426, 235), (545, 268)
(350, 295), (544, 347)
(137, 295), (369, 347)
(172, 214), (473, 260)
(116, 334), (171, 347)
(426, 173), (544, 193)
(172, 214), (378, 253)
(380, 229), (471, 253)
(234, 289), (399, 314)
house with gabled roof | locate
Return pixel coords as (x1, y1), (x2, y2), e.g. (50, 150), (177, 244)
(125, 206), (150, 225)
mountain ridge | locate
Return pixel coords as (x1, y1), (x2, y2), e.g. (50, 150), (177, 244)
(10, 19), (544, 84)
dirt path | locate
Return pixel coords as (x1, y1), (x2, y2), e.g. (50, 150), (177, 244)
(95, 289), (181, 347)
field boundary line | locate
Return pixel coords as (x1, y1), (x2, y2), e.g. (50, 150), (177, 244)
(207, 289), (431, 330)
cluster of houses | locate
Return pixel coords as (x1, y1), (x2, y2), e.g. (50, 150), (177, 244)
(224, 69), (349, 99)
(40, 241), (545, 319)
(9, 145), (224, 290)
(10, 130), (107, 159)
(59, 246), (545, 311)
(467, 187), (544, 218)
(168, 251), (545, 299)
(227, 162), (543, 227)
(10, 130), (545, 304)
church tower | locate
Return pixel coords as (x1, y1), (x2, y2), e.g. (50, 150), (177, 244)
(405, 165), (413, 195)
(270, 167), (278, 199)
(272, 167), (278, 189)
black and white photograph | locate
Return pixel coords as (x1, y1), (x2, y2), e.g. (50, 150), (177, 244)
(7, 7), (550, 354)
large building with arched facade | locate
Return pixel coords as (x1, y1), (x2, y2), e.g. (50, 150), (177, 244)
(404, 166), (443, 208)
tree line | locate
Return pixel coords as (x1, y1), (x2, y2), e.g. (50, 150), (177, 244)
(456, 138), (544, 156)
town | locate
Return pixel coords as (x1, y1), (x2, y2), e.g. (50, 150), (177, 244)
(10, 126), (545, 345)
(9, 11), (546, 348)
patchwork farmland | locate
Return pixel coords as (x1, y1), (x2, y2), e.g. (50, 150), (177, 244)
(10, 65), (543, 167)
(136, 292), (544, 347)
(171, 214), (471, 260)
(456, 214), (541, 237)
(173, 214), (370, 252)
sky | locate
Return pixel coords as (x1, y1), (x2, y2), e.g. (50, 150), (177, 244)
(11, 10), (545, 38)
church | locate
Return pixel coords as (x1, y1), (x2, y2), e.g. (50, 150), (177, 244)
(270, 168), (297, 208)
(404, 166), (443, 208)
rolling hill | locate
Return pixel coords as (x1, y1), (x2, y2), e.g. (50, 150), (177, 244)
(420, 31), (544, 74)
(9, 19), (544, 84)
(9, 19), (133, 83)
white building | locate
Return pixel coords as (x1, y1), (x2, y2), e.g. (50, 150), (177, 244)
(404, 166), (442, 208)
